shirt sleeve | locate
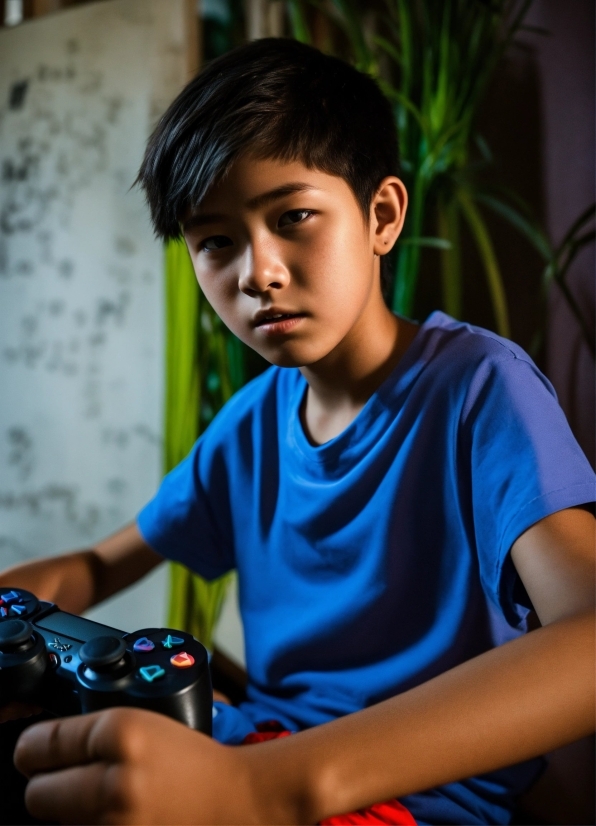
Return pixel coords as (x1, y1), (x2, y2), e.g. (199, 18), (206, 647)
(137, 436), (235, 581)
(461, 352), (596, 628)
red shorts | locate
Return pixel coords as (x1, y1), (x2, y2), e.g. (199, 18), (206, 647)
(242, 721), (417, 825)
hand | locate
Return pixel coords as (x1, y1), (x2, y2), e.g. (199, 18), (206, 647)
(13, 707), (276, 825)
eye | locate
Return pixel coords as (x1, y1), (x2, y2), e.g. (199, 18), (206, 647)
(278, 209), (313, 228)
(200, 235), (232, 252)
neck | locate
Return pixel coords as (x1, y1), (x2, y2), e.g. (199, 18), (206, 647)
(299, 294), (419, 445)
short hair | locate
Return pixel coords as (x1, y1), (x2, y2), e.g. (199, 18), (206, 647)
(136, 38), (400, 240)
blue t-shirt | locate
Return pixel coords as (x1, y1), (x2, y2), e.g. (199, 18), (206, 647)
(138, 311), (595, 825)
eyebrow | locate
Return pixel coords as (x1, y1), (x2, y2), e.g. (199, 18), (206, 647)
(182, 182), (318, 232)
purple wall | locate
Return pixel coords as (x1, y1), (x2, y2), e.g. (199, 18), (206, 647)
(530, 0), (595, 468)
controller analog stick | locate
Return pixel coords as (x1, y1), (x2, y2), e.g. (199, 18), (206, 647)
(0, 619), (34, 652)
(79, 636), (127, 671)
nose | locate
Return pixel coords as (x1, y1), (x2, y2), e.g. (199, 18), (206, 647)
(238, 241), (290, 297)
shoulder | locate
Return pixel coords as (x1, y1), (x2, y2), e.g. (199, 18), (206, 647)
(418, 311), (556, 404)
(421, 311), (539, 369)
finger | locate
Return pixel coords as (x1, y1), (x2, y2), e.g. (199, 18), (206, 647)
(0, 701), (42, 724)
(25, 762), (121, 825)
(15, 713), (98, 777)
(14, 707), (141, 778)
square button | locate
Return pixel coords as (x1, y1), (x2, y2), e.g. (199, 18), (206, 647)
(138, 665), (166, 683)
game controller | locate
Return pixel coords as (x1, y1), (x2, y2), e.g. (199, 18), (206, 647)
(0, 588), (212, 734)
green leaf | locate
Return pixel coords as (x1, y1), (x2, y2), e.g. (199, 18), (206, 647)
(377, 80), (429, 135)
(458, 192), (510, 338)
(476, 193), (552, 260)
(438, 196), (462, 319)
(287, 0), (312, 44)
(329, 0), (372, 70)
(399, 236), (452, 249)
(555, 203), (595, 256)
(373, 34), (402, 66)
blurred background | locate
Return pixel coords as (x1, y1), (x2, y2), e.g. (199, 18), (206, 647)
(0, 3), (594, 819)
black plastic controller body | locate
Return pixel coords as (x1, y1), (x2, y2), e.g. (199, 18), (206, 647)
(0, 588), (212, 734)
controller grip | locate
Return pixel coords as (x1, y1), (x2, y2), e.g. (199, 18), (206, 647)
(78, 664), (213, 734)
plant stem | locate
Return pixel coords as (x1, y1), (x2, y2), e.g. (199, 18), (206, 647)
(393, 171), (427, 315)
(438, 196), (462, 319)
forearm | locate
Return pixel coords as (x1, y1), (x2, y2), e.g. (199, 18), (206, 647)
(0, 550), (100, 614)
(0, 524), (162, 615)
(245, 611), (595, 824)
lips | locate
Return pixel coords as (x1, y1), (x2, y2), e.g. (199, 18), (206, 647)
(253, 309), (305, 328)
(252, 309), (306, 336)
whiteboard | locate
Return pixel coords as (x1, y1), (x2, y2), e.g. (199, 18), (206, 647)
(0, 0), (195, 630)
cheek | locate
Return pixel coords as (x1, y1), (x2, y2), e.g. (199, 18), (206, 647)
(195, 268), (242, 330)
(300, 221), (371, 305)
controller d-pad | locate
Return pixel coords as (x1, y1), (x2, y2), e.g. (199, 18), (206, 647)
(133, 637), (155, 653)
(0, 591), (22, 605)
(139, 665), (165, 683)
(10, 604), (27, 616)
(170, 651), (195, 668)
(0, 590), (38, 622)
(161, 635), (184, 649)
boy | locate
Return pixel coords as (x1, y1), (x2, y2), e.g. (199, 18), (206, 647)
(2, 38), (594, 825)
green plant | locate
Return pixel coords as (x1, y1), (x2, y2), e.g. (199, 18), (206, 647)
(288, 0), (538, 338)
(288, 0), (594, 356)
(477, 195), (595, 357)
(202, 0), (246, 61)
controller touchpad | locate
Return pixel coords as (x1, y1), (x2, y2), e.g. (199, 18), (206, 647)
(36, 612), (124, 643)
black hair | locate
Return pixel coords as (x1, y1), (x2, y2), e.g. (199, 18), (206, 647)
(137, 38), (399, 279)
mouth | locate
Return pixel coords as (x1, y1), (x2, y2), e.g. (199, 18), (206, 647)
(253, 309), (306, 334)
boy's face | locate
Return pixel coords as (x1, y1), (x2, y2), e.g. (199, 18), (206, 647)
(182, 156), (403, 368)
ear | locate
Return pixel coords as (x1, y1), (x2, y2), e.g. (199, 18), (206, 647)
(370, 177), (408, 255)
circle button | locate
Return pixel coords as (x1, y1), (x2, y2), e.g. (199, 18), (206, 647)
(170, 651), (195, 668)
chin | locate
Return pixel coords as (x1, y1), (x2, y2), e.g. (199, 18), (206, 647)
(262, 352), (308, 369)
(258, 344), (326, 369)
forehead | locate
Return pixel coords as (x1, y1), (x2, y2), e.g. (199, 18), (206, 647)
(182, 155), (360, 229)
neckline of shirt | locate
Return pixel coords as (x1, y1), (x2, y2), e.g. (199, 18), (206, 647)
(287, 310), (449, 466)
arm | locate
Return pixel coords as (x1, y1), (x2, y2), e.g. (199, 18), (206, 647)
(13, 507), (594, 824)
(246, 506), (595, 823)
(0, 522), (163, 615)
